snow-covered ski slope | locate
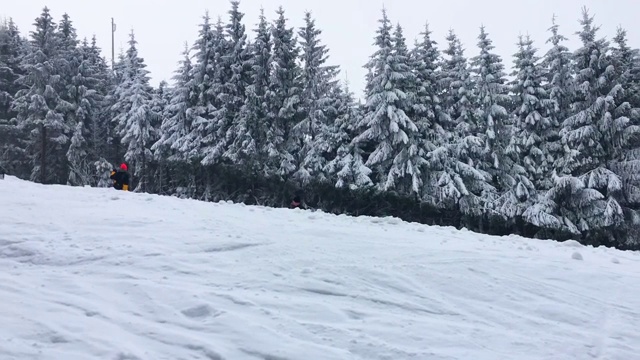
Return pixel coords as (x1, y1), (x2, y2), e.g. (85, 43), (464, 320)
(1, 176), (640, 360)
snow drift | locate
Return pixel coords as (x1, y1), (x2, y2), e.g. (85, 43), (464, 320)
(1, 176), (639, 360)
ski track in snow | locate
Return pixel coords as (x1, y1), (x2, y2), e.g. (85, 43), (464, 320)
(1, 176), (640, 360)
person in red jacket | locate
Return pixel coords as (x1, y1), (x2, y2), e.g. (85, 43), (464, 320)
(110, 163), (130, 191)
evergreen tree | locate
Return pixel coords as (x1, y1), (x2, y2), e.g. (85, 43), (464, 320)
(325, 80), (371, 189)
(0, 19), (24, 115)
(66, 37), (107, 186)
(410, 23), (450, 140)
(501, 35), (550, 220)
(610, 27), (640, 223)
(355, 10), (423, 194)
(56, 13), (82, 87)
(151, 80), (169, 133)
(427, 29), (491, 215)
(11, 7), (70, 183)
(0, 18), (27, 175)
(156, 42), (200, 197)
(147, 80), (170, 191)
(469, 26), (510, 211)
(83, 35), (113, 164)
(540, 15), (572, 181)
(386, 22), (422, 194)
(208, 0), (251, 166)
(224, 8), (272, 174)
(104, 49), (127, 161)
(293, 11), (340, 185)
(409, 23), (461, 205)
(266, 6), (303, 179)
(194, 16), (229, 168)
(111, 30), (158, 191)
(184, 12), (217, 165)
(611, 27), (640, 109)
(152, 43), (196, 162)
(56, 13), (80, 96)
(441, 30), (477, 142)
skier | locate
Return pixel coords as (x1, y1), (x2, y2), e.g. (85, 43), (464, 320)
(110, 163), (130, 191)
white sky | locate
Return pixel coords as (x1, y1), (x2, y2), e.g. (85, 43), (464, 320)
(3, 0), (639, 100)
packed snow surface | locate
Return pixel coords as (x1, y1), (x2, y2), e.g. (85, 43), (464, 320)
(1, 176), (640, 360)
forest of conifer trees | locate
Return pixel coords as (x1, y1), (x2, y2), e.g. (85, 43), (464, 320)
(1, 3), (639, 250)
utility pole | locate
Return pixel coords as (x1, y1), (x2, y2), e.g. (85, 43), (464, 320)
(111, 17), (116, 70)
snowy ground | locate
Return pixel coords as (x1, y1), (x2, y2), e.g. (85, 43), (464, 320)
(1, 176), (639, 360)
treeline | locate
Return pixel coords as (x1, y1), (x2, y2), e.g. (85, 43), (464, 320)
(1, 3), (639, 250)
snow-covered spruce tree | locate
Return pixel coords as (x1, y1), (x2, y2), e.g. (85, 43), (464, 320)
(11, 7), (71, 184)
(223, 0), (251, 132)
(150, 80), (169, 139)
(386, 22), (423, 195)
(57, 14), (100, 187)
(469, 26), (511, 214)
(0, 18), (27, 176)
(409, 23), (460, 206)
(151, 48), (197, 197)
(524, 13), (588, 238)
(529, 9), (640, 246)
(424, 29), (491, 218)
(611, 27), (640, 110)
(55, 13), (81, 120)
(66, 122), (89, 185)
(66, 37), (108, 186)
(152, 43), (195, 162)
(441, 30), (476, 139)
(502, 35), (553, 221)
(0, 19), (24, 120)
(611, 27), (640, 169)
(103, 49), (127, 161)
(204, 0), (251, 167)
(609, 26), (640, 245)
(291, 11), (340, 185)
(410, 22), (451, 138)
(83, 36), (112, 145)
(325, 79), (372, 189)
(191, 16), (229, 175)
(146, 80), (170, 192)
(111, 30), (158, 192)
(151, 42), (198, 195)
(174, 13), (228, 199)
(56, 13), (108, 187)
(183, 12), (216, 167)
(539, 15), (573, 183)
(266, 6), (303, 179)
(83, 35), (118, 186)
(354, 10), (423, 195)
(224, 8), (272, 174)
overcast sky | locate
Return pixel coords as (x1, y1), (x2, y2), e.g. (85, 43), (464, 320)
(3, 0), (639, 100)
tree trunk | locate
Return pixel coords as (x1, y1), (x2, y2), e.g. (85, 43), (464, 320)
(141, 153), (146, 193)
(40, 124), (47, 184)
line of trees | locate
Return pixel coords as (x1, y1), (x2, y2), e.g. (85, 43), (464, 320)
(1, 3), (639, 249)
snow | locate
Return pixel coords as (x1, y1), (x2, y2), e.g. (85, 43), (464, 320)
(1, 176), (640, 360)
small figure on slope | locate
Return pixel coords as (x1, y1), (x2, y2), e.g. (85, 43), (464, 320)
(290, 195), (305, 209)
(110, 163), (130, 191)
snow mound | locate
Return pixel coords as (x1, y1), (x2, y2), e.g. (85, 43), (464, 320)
(1, 175), (639, 360)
